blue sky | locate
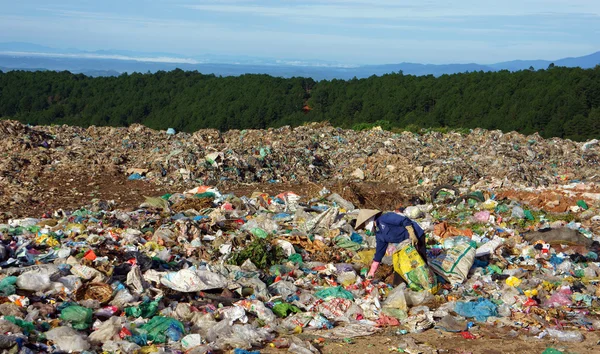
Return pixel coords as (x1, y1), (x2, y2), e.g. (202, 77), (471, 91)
(0, 0), (599, 65)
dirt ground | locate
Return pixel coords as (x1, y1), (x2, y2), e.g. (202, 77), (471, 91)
(0, 171), (415, 219)
(262, 329), (600, 354)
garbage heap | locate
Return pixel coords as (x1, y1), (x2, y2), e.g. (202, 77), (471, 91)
(1, 119), (600, 212)
(1, 183), (600, 353)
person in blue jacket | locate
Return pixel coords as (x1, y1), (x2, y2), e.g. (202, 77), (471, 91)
(354, 209), (427, 282)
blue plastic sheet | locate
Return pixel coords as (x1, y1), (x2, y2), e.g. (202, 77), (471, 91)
(454, 298), (498, 322)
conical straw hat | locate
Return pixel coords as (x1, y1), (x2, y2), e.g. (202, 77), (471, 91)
(355, 209), (381, 230)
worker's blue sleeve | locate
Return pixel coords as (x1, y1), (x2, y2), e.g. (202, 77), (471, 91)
(373, 236), (388, 263)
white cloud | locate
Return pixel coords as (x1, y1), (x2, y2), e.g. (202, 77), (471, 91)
(0, 51), (200, 64)
(183, 0), (600, 19)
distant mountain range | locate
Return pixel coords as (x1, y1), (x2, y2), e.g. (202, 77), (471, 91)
(0, 42), (598, 79)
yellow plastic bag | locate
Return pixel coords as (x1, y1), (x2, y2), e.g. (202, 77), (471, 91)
(392, 240), (438, 293)
(353, 249), (376, 266)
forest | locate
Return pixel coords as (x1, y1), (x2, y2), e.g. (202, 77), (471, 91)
(0, 66), (599, 141)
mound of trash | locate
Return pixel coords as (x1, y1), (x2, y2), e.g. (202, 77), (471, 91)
(1, 182), (600, 353)
(1, 119), (599, 215)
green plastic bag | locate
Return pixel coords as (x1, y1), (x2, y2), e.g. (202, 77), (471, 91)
(5, 316), (35, 334)
(577, 200), (589, 210)
(272, 303), (301, 318)
(60, 305), (93, 330)
(195, 192), (216, 199)
(0, 276), (18, 296)
(524, 210), (535, 221)
(125, 298), (160, 318)
(542, 349), (564, 354)
(315, 286), (354, 300)
(251, 228), (269, 239)
(287, 253), (303, 265)
(143, 196), (170, 211)
(333, 236), (361, 251)
(137, 316), (185, 344)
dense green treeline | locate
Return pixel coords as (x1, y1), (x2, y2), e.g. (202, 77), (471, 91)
(1, 67), (599, 140)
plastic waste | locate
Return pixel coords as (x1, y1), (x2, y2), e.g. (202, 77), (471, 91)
(543, 287), (573, 308)
(272, 303), (302, 318)
(161, 268), (228, 292)
(454, 298), (498, 322)
(512, 206), (526, 219)
(60, 305), (93, 329)
(181, 334), (203, 350)
(0, 276), (17, 295)
(135, 316), (185, 344)
(475, 237), (503, 257)
(404, 206), (423, 219)
(125, 297), (160, 318)
(315, 286), (354, 300)
(546, 328), (584, 342)
(383, 283), (408, 311)
(16, 272), (51, 292)
(429, 236), (475, 285)
(392, 240), (438, 292)
(45, 326), (91, 352)
(89, 316), (122, 343)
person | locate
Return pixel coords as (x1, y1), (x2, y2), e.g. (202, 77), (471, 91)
(354, 209), (428, 282)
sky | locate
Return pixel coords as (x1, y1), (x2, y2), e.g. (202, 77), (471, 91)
(0, 0), (599, 65)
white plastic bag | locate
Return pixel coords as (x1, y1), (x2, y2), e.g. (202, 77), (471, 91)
(161, 269), (228, 292)
(89, 317), (122, 343)
(383, 283), (408, 311)
(16, 272), (51, 292)
(45, 326), (91, 352)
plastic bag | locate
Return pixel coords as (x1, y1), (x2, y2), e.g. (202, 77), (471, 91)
(337, 271), (359, 287)
(473, 211), (490, 222)
(543, 287), (573, 308)
(392, 240), (438, 293)
(546, 328), (584, 342)
(45, 326), (91, 352)
(288, 336), (320, 354)
(0, 276), (17, 296)
(269, 280), (298, 299)
(213, 324), (273, 350)
(454, 298), (498, 322)
(404, 288), (435, 307)
(316, 298), (354, 321)
(89, 316), (122, 343)
(136, 316), (185, 344)
(60, 305), (93, 329)
(272, 303), (301, 318)
(161, 269), (228, 292)
(315, 286), (354, 300)
(102, 340), (142, 354)
(218, 306), (248, 325)
(429, 236), (475, 285)
(16, 272), (51, 292)
(475, 237), (503, 257)
(233, 299), (276, 323)
(383, 284), (408, 311)
(125, 297), (160, 318)
(181, 333), (203, 350)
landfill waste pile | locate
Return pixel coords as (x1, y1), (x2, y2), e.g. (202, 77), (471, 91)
(1, 178), (600, 353)
(1, 119), (600, 353)
(1, 119), (600, 219)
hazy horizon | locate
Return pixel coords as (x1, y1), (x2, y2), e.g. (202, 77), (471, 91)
(1, 0), (599, 65)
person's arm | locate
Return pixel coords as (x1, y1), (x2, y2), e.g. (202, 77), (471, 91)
(406, 225), (419, 246)
(368, 239), (388, 278)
